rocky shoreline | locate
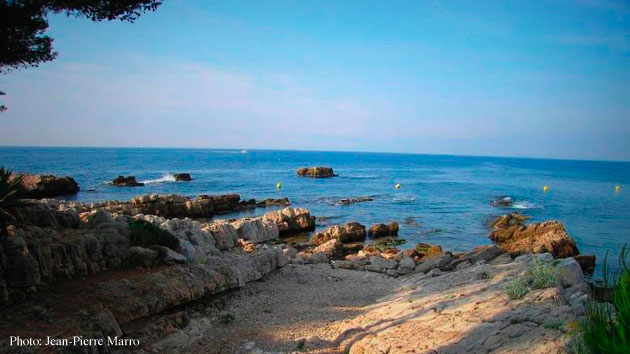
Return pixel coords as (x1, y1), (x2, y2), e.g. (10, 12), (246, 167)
(0, 191), (597, 353)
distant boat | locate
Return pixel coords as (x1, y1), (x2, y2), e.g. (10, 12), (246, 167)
(240, 149), (248, 154)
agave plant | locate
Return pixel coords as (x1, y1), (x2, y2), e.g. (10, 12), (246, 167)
(576, 244), (630, 353)
(0, 166), (23, 235)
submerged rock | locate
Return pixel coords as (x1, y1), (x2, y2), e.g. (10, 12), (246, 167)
(489, 213), (579, 258)
(296, 167), (337, 178)
(12, 173), (79, 199)
(311, 222), (366, 245)
(112, 175), (144, 187)
(333, 196), (374, 206)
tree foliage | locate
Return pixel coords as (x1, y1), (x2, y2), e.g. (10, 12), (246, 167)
(0, 0), (162, 73)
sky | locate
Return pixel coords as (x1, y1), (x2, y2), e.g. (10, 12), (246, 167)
(1, 0), (629, 161)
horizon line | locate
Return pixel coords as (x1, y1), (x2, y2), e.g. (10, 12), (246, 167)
(1, 144), (629, 164)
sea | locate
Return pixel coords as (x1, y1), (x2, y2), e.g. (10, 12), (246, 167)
(2, 147), (629, 276)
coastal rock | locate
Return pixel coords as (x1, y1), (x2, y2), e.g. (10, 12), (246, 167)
(262, 207), (315, 235)
(554, 257), (586, 288)
(312, 239), (343, 260)
(112, 175), (144, 187)
(397, 257), (416, 275)
(490, 196), (513, 207)
(367, 221), (399, 238)
(369, 256), (398, 270)
(12, 174), (80, 199)
(256, 198), (290, 207)
(160, 217), (221, 261)
(296, 167), (337, 178)
(173, 173), (192, 181)
(573, 254), (596, 274)
(311, 222), (366, 246)
(203, 222), (239, 250)
(466, 244), (504, 264)
(1, 236), (41, 288)
(414, 253), (453, 273)
(127, 246), (159, 268)
(333, 196), (373, 206)
(231, 217), (279, 244)
(489, 213), (579, 258)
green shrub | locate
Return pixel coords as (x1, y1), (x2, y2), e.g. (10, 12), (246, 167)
(526, 259), (558, 289)
(128, 219), (180, 251)
(506, 278), (529, 300)
(576, 244), (630, 354)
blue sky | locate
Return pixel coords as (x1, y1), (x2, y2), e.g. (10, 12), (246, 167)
(1, 0), (629, 160)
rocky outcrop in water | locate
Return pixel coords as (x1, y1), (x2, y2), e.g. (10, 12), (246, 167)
(311, 222), (366, 245)
(333, 196), (374, 205)
(367, 221), (399, 238)
(489, 212), (580, 258)
(112, 175), (144, 186)
(297, 166), (337, 178)
(173, 173), (192, 181)
(11, 173), (79, 199)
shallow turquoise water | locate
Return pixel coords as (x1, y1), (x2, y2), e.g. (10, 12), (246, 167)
(2, 147), (629, 274)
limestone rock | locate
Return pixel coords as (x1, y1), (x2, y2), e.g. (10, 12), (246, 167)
(312, 239), (343, 260)
(203, 222), (239, 250)
(231, 217), (279, 244)
(262, 207), (315, 235)
(414, 253), (453, 274)
(296, 167), (337, 178)
(467, 244), (504, 263)
(554, 257), (586, 288)
(311, 222), (366, 245)
(397, 257), (416, 275)
(369, 256), (398, 270)
(127, 246), (159, 268)
(489, 213), (579, 258)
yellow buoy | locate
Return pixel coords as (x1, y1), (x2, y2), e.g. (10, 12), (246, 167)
(276, 182), (282, 190)
(615, 185), (621, 192)
(395, 183), (401, 189)
(543, 186), (549, 192)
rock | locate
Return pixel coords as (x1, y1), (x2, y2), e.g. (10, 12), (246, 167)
(79, 209), (114, 228)
(415, 243), (443, 257)
(231, 217), (279, 244)
(305, 252), (329, 264)
(489, 213), (579, 258)
(397, 257), (416, 275)
(173, 173), (192, 181)
(334, 196), (373, 205)
(311, 222), (366, 245)
(262, 207), (315, 235)
(573, 254), (596, 274)
(153, 246), (187, 264)
(1, 236), (41, 288)
(369, 256), (398, 270)
(414, 253), (453, 273)
(296, 167), (337, 178)
(490, 196), (513, 207)
(112, 175), (144, 187)
(312, 239), (343, 260)
(467, 245), (504, 263)
(489, 253), (513, 265)
(12, 173), (80, 199)
(283, 247), (298, 259)
(127, 246), (159, 268)
(161, 217), (220, 261)
(256, 198), (290, 207)
(367, 221), (399, 238)
(554, 257), (586, 288)
(203, 222), (239, 250)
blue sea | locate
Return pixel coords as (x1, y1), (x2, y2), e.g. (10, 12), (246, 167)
(2, 147), (629, 275)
